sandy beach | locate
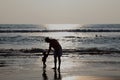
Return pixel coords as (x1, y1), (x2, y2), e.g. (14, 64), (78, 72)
(0, 54), (120, 80)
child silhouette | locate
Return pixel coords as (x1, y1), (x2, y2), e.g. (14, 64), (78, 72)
(42, 51), (48, 68)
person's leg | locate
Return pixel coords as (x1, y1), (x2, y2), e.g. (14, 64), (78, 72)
(43, 61), (46, 68)
(58, 56), (61, 70)
(54, 56), (57, 69)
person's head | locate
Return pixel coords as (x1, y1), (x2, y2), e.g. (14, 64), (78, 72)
(45, 37), (51, 43)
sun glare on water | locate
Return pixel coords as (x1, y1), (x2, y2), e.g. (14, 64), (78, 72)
(46, 24), (80, 30)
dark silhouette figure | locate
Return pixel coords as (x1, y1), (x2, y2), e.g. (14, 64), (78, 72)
(95, 34), (98, 37)
(54, 69), (62, 80)
(42, 51), (48, 68)
(45, 37), (62, 70)
(42, 68), (48, 80)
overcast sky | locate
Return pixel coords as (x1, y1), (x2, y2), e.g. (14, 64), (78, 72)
(0, 0), (120, 24)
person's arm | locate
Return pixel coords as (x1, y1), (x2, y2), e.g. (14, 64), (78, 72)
(47, 44), (51, 55)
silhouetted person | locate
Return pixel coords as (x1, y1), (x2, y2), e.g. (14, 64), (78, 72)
(45, 37), (62, 70)
(95, 34), (98, 37)
(42, 50), (48, 68)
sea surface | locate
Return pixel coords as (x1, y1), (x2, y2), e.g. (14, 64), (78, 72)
(0, 24), (120, 50)
(0, 24), (120, 79)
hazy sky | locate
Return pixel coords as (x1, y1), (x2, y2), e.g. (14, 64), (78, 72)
(0, 0), (120, 24)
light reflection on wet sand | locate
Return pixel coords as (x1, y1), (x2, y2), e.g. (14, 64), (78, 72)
(62, 76), (120, 80)
(0, 55), (120, 80)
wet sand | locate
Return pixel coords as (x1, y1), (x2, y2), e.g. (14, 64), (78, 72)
(0, 54), (120, 80)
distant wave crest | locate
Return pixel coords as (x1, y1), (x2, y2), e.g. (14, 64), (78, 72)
(0, 29), (120, 33)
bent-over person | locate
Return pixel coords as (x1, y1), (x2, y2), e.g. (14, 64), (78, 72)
(45, 37), (62, 70)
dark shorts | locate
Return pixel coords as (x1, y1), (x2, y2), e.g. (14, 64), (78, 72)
(54, 49), (62, 57)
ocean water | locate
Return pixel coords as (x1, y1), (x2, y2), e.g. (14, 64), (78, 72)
(0, 24), (120, 50)
(0, 24), (120, 79)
